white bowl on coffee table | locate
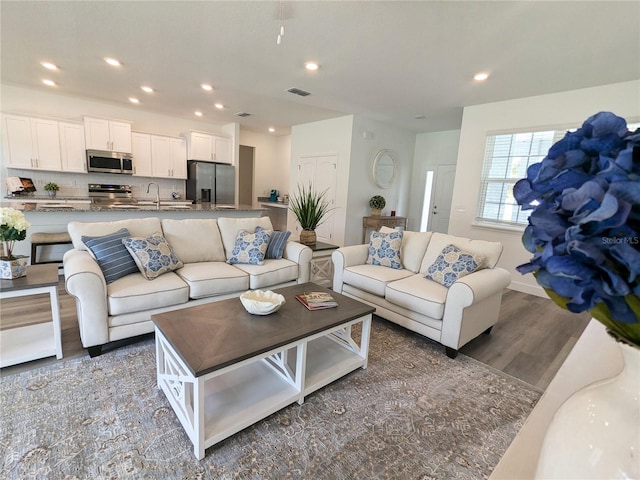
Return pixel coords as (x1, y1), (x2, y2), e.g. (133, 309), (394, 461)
(240, 290), (285, 315)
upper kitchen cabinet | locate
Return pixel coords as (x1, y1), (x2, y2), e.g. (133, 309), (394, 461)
(84, 117), (132, 153)
(131, 132), (153, 177)
(151, 135), (187, 179)
(187, 131), (232, 164)
(59, 122), (87, 173)
(2, 114), (62, 171)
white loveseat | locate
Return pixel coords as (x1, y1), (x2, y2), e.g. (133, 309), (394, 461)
(332, 230), (511, 358)
(64, 216), (312, 356)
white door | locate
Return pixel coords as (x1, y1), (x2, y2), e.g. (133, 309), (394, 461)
(151, 135), (172, 178)
(59, 122), (87, 173)
(213, 136), (232, 164)
(84, 117), (111, 150)
(170, 138), (187, 179)
(3, 114), (34, 168)
(429, 164), (456, 233)
(31, 118), (61, 171)
(132, 133), (152, 177)
(296, 154), (337, 243)
(109, 121), (132, 153)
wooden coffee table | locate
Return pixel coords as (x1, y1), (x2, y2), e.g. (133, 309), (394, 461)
(152, 282), (375, 459)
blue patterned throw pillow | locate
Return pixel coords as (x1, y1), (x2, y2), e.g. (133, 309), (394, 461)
(366, 230), (403, 269)
(122, 234), (183, 280)
(228, 228), (271, 265)
(81, 228), (139, 284)
(425, 244), (484, 287)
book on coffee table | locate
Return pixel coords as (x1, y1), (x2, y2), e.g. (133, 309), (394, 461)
(295, 291), (338, 310)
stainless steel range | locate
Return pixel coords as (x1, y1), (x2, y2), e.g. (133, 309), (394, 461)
(88, 184), (134, 205)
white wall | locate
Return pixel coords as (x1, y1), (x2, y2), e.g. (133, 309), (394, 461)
(289, 116), (354, 246)
(238, 130), (291, 206)
(1, 84), (238, 199)
(348, 116), (416, 245)
(449, 80), (640, 297)
(410, 129), (461, 231)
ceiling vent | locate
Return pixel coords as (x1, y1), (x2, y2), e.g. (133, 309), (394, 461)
(234, 112), (252, 117)
(287, 87), (311, 97)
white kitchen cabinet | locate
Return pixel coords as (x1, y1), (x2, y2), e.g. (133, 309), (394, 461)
(187, 131), (232, 164)
(84, 117), (132, 153)
(131, 132), (153, 177)
(151, 135), (187, 179)
(2, 114), (62, 171)
(59, 122), (86, 173)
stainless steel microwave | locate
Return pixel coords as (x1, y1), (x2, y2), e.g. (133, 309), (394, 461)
(86, 150), (134, 174)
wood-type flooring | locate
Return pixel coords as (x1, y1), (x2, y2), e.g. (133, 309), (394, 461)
(1, 276), (591, 390)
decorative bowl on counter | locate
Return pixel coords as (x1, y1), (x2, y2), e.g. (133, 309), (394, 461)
(240, 289), (285, 315)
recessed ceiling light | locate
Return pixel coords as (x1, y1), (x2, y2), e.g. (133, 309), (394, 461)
(473, 72), (489, 81)
(415, 115), (426, 120)
(195, 111), (203, 117)
(214, 103), (224, 110)
(305, 62), (319, 71)
(104, 57), (121, 67)
(141, 85), (154, 93)
(201, 83), (213, 91)
(41, 62), (58, 71)
(268, 127), (276, 133)
(129, 97), (140, 104)
(42, 79), (56, 87)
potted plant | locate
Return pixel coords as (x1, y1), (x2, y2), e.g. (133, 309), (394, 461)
(44, 182), (59, 198)
(289, 183), (334, 245)
(0, 207), (30, 278)
(369, 195), (386, 216)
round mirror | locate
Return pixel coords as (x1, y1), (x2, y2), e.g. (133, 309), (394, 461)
(372, 149), (397, 189)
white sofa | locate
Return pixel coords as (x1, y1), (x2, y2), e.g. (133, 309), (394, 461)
(332, 230), (511, 358)
(64, 216), (312, 356)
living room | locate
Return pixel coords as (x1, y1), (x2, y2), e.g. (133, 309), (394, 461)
(1, 1), (639, 478)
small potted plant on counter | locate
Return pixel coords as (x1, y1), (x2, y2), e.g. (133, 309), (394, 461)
(44, 182), (59, 198)
(369, 195), (386, 216)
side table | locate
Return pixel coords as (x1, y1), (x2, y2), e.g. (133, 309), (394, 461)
(309, 242), (339, 287)
(0, 264), (63, 368)
(362, 215), (407, 243)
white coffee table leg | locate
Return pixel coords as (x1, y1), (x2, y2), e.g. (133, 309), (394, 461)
(194, 377), (206, 460)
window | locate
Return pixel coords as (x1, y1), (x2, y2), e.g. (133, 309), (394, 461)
(476, 123), (640, 227)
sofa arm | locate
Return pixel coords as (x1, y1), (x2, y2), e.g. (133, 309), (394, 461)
(283, 241), (313, 283)
(63, 249), (110, 348)
(332, 244), (369, 292)
(441, 267), (511, 350)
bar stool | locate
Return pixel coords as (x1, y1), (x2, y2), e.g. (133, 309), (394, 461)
(30, 232), (72, 265)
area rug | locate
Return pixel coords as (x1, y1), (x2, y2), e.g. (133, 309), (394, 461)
(0, 318), (541, 479)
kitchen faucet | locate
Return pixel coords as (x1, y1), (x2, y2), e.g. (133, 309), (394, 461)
(146, 182), (160, 209)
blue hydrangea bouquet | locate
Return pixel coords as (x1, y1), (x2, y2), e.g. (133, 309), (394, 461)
(514, 112), (640, 347)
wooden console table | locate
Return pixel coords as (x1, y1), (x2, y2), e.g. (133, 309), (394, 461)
(362, 216), (407, 242)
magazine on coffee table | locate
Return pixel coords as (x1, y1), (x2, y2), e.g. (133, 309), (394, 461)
(295, 291), (338, 310)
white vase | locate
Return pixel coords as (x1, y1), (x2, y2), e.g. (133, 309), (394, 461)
(535, 332), (640, 479)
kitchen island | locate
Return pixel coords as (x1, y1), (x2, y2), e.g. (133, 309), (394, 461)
(2, 199), (266, 261)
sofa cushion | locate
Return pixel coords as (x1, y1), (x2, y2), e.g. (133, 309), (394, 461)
(425, 244), (484, 287)
(343, 264), (414, 296)
(366, 230), (403, 269)
(123, 234), (184, 280)
(175, 262), (249, 299)
(217, 217), (274, 259)
(232, 258), (299, 289)
(264, 230), (291, 259)
(81, 228), (139, 284)
(69, 218), (162, 251)
(227, 229), (271, 265)
(107, 271), (189, 316)
(161, 219), (225, 263)
(385, 274), (448, 320)
(420, 232), (503, 272)
(381, 227), (433, 273)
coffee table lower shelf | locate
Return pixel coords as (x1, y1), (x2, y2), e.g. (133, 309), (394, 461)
(155, 315), (371, 459)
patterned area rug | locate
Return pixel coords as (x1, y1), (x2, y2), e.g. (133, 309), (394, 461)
(1, 319), (541, 479)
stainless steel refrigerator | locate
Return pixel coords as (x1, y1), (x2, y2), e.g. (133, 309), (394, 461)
(186, 161), (235, 204)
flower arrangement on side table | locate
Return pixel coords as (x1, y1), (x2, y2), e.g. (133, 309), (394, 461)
(514, 111), (640, 480)
(369, 195), (386, 215)
(0, 207), (31, 278)
(514, 111), (639, 346)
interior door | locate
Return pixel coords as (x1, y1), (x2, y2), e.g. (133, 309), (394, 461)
(429, 164), (456, 233)
(297, 154), (337, 243)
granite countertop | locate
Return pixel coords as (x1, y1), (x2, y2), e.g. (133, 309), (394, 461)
(2, 199), (262, 213)
(257, 196), (289, 208)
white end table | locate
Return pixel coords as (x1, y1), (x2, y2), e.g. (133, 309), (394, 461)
(0, 264), (63, 367)
(309, 242), (339, 287)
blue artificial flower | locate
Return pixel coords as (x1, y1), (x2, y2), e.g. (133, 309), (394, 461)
(514, 112), (640, 345)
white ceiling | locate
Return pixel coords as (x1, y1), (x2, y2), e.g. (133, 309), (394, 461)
(2, 1), (639, 135)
